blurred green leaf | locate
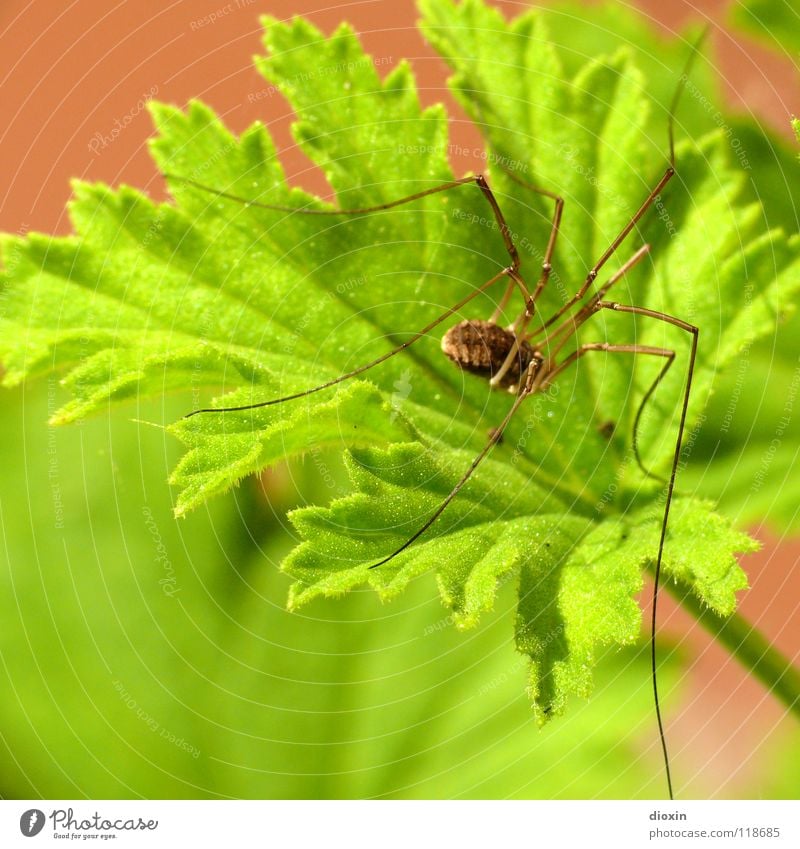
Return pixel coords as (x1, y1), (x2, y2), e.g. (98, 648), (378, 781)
(679, 105), (800, 531)
(536, 0), (722, 138)
(0, 388), (239, 797)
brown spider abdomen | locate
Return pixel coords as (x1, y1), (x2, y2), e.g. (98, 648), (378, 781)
(441, 319), (534, 390)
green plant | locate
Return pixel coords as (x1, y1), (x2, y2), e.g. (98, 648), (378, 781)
(1, 0), (799, 798)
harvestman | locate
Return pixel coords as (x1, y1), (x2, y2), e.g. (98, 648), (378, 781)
(170, 44), (707, 800)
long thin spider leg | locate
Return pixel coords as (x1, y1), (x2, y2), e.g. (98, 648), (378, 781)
(542, 341), (678, 798)
(630, 356), (675, 485)
(543, 252), (681, 481)
(546, 306), (699, 802)
(367, 359), (540, 570)
(591, 244), (652, 305)
(597, 300), (698, 482)
(165, 172), (524, 275)
(542, 342), (675, 386)
(184, 268), (512, 417)
(545, 330), (676, 484)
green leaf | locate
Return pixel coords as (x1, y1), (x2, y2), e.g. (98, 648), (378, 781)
(2, 0), (797, 720)
(515, 3), (800, 536)
(286, 441), (754, 718)
(680, 119), (800, 530)
(170, 382), (414, 516)
(730, 0), (800, 57)
(3, 381), (795, 799)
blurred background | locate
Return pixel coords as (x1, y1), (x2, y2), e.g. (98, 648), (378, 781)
(0, 0), (798, 798)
